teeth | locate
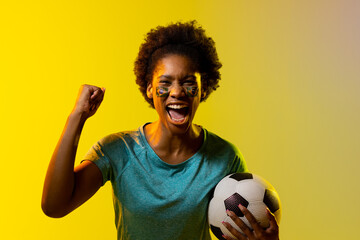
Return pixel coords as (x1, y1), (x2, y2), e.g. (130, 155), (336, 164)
(167, 104), (187, 109)
(172, 117), (185, 122)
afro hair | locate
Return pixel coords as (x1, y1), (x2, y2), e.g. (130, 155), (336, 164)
(134, 20), (222, 108)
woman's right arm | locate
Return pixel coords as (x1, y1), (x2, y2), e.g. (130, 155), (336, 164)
(41, 85), (105, 218)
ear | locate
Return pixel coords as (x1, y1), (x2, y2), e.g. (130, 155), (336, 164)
(201, 89), (207, 100)
(201, 79), (207, 100)
(146, 82), (153, 99)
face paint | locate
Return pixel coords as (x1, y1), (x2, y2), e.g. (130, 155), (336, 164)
(185, 87), (199, 97)
(156, 86), (198, 97)
(156, 87), (169, 97)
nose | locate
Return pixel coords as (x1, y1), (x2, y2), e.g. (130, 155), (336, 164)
(169, 83), (185, 98)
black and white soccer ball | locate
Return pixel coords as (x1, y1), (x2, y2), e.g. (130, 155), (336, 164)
(208, 172), (281, 239)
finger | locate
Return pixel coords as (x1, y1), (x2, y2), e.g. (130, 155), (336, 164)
(89, 100), (102, 115)
(222, 221), (246, 240)
(266, 208), (279, 230)
(238, 204), (263, 234)
(87, 89), (104, 112)
(90, 87), (104, 100)
(222, 233), (237, 240)
(94, 89), (105, 103)
(76, 85), (92, 103)
(226, 210), (253, 239)
(90, 91), (105, 108)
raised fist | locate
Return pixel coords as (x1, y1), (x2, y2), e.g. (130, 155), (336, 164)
(72, 84), (105, 121)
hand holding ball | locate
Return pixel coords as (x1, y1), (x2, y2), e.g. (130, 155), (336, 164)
(208, 173), (281, 239)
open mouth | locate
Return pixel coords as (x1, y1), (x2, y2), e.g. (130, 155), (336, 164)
(166, 104), (189, 123)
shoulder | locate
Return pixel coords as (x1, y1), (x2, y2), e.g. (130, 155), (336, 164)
(98, 127), (142, 144)
(205, 129), (241, 156)
(198, 128), (248, 175)
(95, 128), (144, 153)
(203, 128), (247, 171)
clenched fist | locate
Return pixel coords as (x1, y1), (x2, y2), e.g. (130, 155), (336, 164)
(72, 84), (105, 121)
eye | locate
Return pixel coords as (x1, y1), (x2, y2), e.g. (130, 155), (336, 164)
(183, 80), (197, 86)
(159, 80), (171, 85)
(182, 75), (198, 85)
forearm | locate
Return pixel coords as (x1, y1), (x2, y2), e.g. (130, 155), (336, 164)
(42, 111), (85, 217)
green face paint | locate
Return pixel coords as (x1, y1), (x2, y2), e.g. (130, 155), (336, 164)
(155, 86), (199, 97)
(156, 87), (169, 97)
(185, 87), (199, 97)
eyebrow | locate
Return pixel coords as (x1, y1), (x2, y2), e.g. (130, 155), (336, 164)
(158, 75), (173, 80)
(158, 74), (197, 80)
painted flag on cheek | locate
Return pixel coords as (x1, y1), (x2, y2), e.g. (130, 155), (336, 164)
(156, 87), (169, 97)
(185, 87), (199, 97)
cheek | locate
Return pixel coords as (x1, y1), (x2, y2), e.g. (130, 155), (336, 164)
(185, 87), (199, 97)
(153, 96), (165, 112)
(191, 97), (201, 112)
(155, 87), (170, 97)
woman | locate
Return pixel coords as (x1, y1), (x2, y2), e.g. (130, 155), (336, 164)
(42, 21), (279, 240)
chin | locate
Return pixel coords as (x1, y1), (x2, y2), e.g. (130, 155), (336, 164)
(165, 114), (194, 133)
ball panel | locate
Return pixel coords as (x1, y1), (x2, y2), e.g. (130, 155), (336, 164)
(224, 193), (249, 217)
(208, 197), (227, 225)
(213, 177), (239, 199)
(236, 180), (265, 201)
(229, 172), (253, 181)
(246, 201), (269, 229)
(210, 225), (226, 240)
(263, 189), (280, 213)
(253, 174), (275, 191)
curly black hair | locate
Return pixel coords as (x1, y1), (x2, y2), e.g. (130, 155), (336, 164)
(134, 20), (222, 108)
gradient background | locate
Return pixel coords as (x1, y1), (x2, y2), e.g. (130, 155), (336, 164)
(1, 1), (359, 239)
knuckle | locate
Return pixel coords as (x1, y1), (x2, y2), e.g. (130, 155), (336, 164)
(233, 218), (245, 227)
(256, 230), (264, 237)
(229, 214), (236, 220)
(242, 227), (252, 236)
(228, 228), (242, 239)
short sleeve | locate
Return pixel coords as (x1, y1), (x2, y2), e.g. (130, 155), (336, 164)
(231, 149), (248, 173)
(82, 141), (112, 186)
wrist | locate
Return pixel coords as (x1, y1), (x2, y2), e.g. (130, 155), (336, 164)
(68, 110), (87, 126)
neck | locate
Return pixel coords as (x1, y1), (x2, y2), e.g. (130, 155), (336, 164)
(144, 121), (203, 156)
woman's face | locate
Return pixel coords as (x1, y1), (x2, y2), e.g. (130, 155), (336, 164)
(147, 54), (205, 133)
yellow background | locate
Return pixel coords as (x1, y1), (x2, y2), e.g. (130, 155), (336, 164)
(1, 1), (359, 239)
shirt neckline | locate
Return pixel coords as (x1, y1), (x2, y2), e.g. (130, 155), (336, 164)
(138, 122), (208, 168)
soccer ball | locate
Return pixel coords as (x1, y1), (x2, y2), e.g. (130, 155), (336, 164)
(208, 172), (281, 239)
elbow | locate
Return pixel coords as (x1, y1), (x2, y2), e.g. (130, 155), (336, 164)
(41, 200), (68, 218)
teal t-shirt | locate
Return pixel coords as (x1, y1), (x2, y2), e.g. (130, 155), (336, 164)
(84, 123), (247, 240)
